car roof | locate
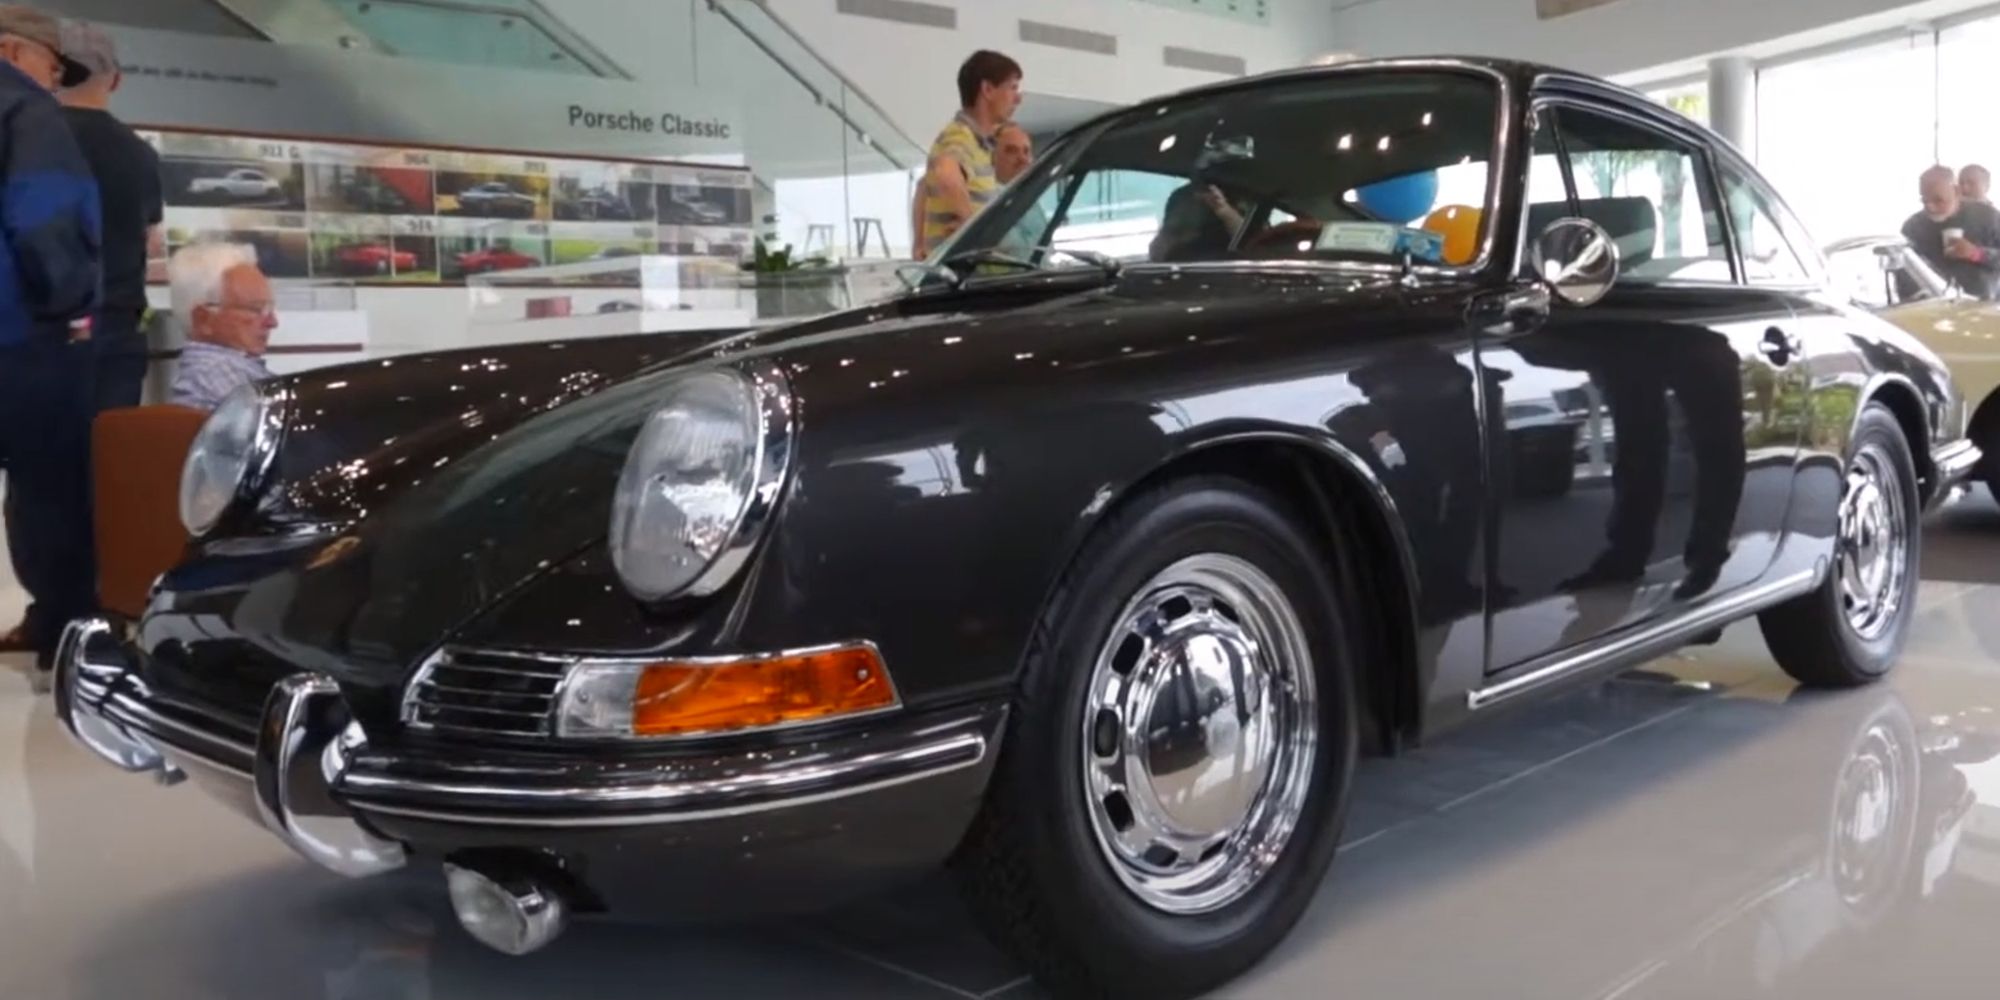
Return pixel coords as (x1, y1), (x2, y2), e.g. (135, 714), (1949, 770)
(1061, 55), (1661, 141)
(1049, 55), (1749, 187)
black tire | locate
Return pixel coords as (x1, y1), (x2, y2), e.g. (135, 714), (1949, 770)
(1979, 427), (2000, 507)
(953, 475), (1360, 999)
(1759, 403), (1920, 687)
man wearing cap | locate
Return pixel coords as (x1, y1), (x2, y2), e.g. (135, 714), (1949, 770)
(60, 19), (161, 412)
(0, 4), (102, 688)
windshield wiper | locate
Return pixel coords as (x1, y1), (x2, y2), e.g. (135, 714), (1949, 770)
(1049, 248), (1123, 278)
(940, 247), (1123, 280)
(896, 260), (963, 292)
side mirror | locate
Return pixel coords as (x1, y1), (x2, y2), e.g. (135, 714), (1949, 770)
(1531, 217), (1621, 307)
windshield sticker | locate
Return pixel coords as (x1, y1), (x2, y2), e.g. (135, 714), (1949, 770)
(1315, 223), (1448, 264)
(1316, 223), (1399, 255)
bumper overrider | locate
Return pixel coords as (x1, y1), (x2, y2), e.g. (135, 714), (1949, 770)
(54, 617), (1005, 953)
(1931, 438), (1983, 510)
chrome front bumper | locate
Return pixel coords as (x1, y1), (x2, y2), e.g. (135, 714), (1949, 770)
(54, 618), (407, 877)
(54, 617), (1003, 879)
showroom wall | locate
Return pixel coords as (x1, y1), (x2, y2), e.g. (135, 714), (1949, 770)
(752, 0), (1340, 150)
(1329, 0), (1997, 79)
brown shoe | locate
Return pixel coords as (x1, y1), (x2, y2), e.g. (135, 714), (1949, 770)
(0, 621), (30, 654)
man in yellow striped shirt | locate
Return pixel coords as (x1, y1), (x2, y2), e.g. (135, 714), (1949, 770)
(914, 50), (1022, 259)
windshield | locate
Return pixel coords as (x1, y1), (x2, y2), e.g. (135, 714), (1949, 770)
(1829, 242), (1953, 308)
(932, 70), (1502, 279)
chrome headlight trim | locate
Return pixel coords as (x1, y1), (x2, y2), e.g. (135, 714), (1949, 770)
(178, 381), (289, 537)
(608, 363), (795, 602)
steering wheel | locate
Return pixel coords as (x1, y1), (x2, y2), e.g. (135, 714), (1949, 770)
(1240, 219), (1327, 255)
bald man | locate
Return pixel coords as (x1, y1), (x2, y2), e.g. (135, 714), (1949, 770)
(1963, 164), (1992, 205)
(1904, 165), (2000, 300)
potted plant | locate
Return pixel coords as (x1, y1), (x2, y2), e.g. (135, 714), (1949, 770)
(745, 239), (840, 319)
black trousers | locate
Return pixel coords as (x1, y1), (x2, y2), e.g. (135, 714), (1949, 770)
(0, 337), (97, 664)
(92, 312), (148, 413)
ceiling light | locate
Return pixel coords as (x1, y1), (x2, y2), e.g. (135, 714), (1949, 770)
(1337, 134), (1353, 151)
(1160, 135), (1178, 152)
(1377, 136), (1392, 152)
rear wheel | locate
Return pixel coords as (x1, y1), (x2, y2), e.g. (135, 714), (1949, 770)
(955, 476), (1358, 999)
(1759, 403), (1919, 687)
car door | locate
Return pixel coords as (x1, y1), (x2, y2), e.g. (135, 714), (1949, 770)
(1481, 100), (1805, 673)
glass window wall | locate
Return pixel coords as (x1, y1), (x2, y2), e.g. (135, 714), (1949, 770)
(1756, 36), (1937, 246)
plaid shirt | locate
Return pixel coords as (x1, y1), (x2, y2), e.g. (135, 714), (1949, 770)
(170, 341), (271, 411)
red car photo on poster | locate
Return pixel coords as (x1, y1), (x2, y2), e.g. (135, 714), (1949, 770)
(454, 246), (541, 274)
(336, 242), (417, 274)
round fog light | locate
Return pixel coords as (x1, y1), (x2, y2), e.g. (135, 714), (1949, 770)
(444, 863), (569, 956)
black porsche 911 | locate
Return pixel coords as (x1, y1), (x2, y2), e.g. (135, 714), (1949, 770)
(59, 57), (1979, 999)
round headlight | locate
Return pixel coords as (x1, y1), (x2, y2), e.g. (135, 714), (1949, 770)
(609, 367), (791, 601)
(179, 384), (282, 535)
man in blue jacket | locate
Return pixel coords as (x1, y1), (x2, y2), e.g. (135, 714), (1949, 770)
(0, 5), (100, 688)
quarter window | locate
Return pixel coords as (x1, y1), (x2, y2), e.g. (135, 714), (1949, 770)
(1720, 166), (1817, 286)
(1533, 107), (1731, 284)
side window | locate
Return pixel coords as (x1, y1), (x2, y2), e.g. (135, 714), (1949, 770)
(1719, 165), (1817, 287)
(1535, 107), (1731, 284)
(1042, 169), (1185, 263)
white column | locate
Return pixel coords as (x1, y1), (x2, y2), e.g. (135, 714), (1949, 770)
(1708, 56), (1757, 160)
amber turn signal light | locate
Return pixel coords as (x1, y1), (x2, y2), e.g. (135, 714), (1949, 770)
(628, 644), (896, 737)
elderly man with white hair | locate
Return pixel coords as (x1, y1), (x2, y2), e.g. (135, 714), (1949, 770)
(168, 242), (276, 410)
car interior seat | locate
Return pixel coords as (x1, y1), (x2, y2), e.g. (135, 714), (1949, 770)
(92, 405), (209, 620)
(1529, 196), (1661, 269)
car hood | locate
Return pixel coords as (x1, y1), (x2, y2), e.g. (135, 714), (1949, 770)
(261, 268), (1406, 682)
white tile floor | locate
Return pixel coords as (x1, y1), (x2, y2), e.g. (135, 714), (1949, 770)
(6, 503), (2000, 999)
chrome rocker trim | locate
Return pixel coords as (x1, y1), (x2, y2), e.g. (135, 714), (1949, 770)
(1466, 570), (1822, 711)
(57, 617), (998, 857)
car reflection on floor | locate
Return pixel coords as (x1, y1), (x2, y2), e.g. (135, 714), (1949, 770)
(13, 512), (2000, 998)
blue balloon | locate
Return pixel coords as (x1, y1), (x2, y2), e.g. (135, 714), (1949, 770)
(1355, 170), (1440, 225)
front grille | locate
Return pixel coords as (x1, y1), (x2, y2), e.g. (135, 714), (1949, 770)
(403, 648), (571, 737)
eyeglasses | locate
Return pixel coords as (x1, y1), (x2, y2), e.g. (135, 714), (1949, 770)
(206, 301), (277, 320)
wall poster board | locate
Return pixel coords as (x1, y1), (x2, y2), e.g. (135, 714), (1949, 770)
(142, 127), (756, 287)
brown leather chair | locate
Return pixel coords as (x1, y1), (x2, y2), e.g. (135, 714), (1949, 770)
(93, 405), (208, 620)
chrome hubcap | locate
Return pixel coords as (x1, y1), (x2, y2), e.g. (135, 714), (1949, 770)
(1081, 553), (1318, 914)
(1833, 722), (1904, 907)
(1836, 444), (1909, 642)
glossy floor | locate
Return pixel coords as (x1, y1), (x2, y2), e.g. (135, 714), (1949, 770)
(7, 500), (2000, 999)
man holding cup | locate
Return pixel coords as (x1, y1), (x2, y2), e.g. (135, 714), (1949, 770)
(1904, 165), (2000, 300)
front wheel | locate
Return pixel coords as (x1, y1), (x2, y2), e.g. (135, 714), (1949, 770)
(954, 476), (1358, 999)
(1759, 402), (1920, 687)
